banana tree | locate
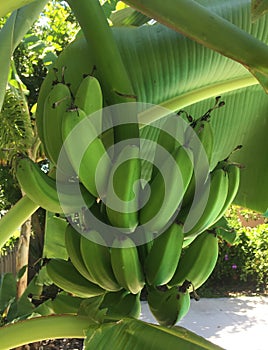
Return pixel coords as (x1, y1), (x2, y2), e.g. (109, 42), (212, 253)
(0, 0), (267, 348)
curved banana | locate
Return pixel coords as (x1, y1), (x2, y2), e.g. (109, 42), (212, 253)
(183, 167), (229, 238)
(80, 230), (122, 292)
(106, 144), (141, 233)
(147, 285), (191, 327)
(65, 223), (96, 282)
(46, 259), (105, 298)
(42, 83), (72, 167)
(169, 231), (219, 291)
(100, 289), (141, 319)
(144, 223), (184, 286)
(61, 108), (111, 198)
(151, 115), (184, 180)
(139, 145), (193, 233)
(110, 236), (145, 294)
(16, 156), (95, 214)
(74, 75), (103, 119)
(213, 162), (240, 224)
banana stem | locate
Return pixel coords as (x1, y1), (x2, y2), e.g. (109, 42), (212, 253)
(124, 0), (268, 92)
(0, 195), (39, 249)
(0, 315), (90, 349)
(66, 0), (135, 104)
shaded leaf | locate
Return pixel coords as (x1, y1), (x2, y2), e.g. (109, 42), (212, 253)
(0, 273), (16, 313)
(42, 212), (68, 260)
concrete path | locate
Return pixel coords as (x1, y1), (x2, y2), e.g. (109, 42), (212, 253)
(140, 296), (268, 350)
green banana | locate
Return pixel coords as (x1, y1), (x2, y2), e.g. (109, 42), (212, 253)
(46, 259), (105, 298)
(61, 107), (111, 198)
(139, 145), (193, 233)
(182, 167), (229, 238)
(80, 230), (122, 292)
(110, 236), (145, 294)
(100, 289), (141, 319)
(106, 144), (141, 233)
(74, 75), (102, 117)
(42, 83), (72, 168)
(144, 223), (184, 286)
(169, 231), (219, 291)
(151, 115), (185, 180)
(65, 223), (96, 282)
(147, 285), (191, 327)
(137, 229), (155, 266)
(212, 162), (240, 223)
(16, 156), (95, 214)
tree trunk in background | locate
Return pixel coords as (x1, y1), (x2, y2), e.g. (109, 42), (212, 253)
(16, 215), (31, 298)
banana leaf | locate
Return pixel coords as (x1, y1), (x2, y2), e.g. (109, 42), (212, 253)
(0, 0), (48, 111)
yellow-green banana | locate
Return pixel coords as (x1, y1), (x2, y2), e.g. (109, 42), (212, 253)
(137, 230), (155, 266)
(140, 145), (193, 233)
(144, 223), (184, 286)
(147, 285), (190, 327)
(16, 156), (95, 214)
(65, 223), (96, 282)
(110, 236), (145, 294)
(61, 108), (111, 198)
(106, 145), (141, 233)
(183, 167), (229, 238)
(169, 231), (219, 291)
(46, 259), (105, 298)
(80, 230), (121, 292)
(42, 83), (72, 168)
(100, 289), (141, 319)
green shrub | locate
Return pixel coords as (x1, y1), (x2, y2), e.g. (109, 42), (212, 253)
(204, 206), (268, 293)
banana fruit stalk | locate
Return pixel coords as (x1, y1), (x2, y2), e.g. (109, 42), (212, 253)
(16, 156), (95, 214)
(169, 231), (219, 291)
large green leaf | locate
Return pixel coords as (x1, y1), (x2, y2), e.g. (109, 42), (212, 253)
(0, 0), (48, 111)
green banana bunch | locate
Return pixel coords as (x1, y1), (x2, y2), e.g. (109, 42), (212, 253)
(182, 167), (229, 238)
(16, 156), (95, 214)
(147, 285), (190, 327)
(100, 289), (141, 319)
(169, 231), (219, 291)
(65, 223), (96, 282)
(80, 230), (122, 292)
(144, 223), (184, 286)
(61, 107), (111, 198)
(106, 144), (141, 233)
(46, 259), (105, 298)
(41, 83), (72, 169)
(110, 236), (145, 294)
(140, 145), (194, 233)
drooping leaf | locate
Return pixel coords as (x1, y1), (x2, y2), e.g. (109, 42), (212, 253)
(0, 273), (17, 313)
(84, 317), (224, 349)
